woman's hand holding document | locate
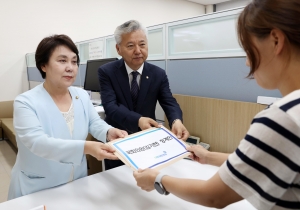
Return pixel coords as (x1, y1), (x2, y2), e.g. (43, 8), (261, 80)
(107, 126), (191, 171)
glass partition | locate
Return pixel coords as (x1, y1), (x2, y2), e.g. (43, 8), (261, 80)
(79, 43), (89, 63)
(167, 8), (245, 59)
(77, 39), (104, 64)
(28, 8), (246, 66)
(105, 36), (119, 58)
(147, 25), (165, 60)
(26, 53), (36, 67)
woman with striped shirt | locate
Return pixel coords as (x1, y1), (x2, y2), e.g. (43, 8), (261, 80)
(133, 0), (300, 209)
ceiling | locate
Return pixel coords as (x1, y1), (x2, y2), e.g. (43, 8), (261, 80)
(187, 0), (231, 5)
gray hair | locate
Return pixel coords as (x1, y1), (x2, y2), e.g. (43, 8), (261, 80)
(114, 20), (148, 45)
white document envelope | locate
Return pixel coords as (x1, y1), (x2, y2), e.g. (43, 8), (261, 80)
(108, 126), (190, 171)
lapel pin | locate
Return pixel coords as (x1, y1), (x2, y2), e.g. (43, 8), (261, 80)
(146, 76), (149, 79)
(76, 96), (79, 99)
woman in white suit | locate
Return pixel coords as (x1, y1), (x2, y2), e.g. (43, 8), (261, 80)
(8, 34), (127, 199)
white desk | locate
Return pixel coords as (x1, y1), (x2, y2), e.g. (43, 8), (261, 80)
(0, 160), (256, 210)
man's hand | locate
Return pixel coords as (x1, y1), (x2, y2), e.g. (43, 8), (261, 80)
(107, 128), (128, 141)
(133, 168), (160, 192)
(138, 117), (159, 130)
(172, 120), (189, 141)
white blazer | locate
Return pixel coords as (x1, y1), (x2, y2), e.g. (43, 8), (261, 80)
(8, 84), (112, 199)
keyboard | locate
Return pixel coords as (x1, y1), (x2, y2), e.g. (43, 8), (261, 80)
(91, 100), (102, 106)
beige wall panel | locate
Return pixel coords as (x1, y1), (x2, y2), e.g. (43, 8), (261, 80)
(166, 94), (266, 153)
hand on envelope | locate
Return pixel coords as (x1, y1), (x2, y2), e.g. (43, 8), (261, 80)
(138, 117), (160, 130)
(84, 141), (119, 160)
(133, 168), (160, 192)
(84, 128), (127, 161)
(107, 128), (128, 141)
(171, 120), (189, 141)
(187, 145), (210, 164)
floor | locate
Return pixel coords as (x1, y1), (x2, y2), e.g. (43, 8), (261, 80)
(0, 140), (17, 203)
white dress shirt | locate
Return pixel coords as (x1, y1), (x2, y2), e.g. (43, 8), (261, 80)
(124, 62), (144, 88)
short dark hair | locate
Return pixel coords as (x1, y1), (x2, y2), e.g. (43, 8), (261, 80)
(237, 0), (300, 78)
(35, 34), (80, 79)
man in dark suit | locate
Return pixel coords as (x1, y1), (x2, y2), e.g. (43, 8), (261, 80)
(98, 20), (189, 170)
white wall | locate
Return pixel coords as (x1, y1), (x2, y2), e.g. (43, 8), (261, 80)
(216, 0), (251, 11)
(0, 0), (205, 102)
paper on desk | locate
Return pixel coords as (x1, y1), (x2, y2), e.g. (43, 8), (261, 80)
(108, 126), (190, 171)
(29, 205), (46, 210)
(94, 106), (104, 113)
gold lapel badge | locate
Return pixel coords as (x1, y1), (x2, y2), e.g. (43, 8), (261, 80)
(76, 96), (79, 99)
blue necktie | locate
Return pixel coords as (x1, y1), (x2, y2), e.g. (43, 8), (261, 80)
(131, 71), (139, 111)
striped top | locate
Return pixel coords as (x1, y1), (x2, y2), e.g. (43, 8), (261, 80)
(219, 90), (300, 210)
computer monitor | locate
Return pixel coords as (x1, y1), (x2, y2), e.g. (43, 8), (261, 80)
(84, 58), (118, 92)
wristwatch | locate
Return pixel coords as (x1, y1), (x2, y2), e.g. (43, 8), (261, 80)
(154, 172), (169, 195)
